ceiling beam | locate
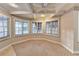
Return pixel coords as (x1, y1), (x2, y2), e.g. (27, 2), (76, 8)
(11, 14), (33, 20)
(55, 4), (67, 13)
(0, 6), (11, 15)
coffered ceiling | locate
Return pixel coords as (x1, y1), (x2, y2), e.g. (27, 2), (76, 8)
(0, 3), (77, 19)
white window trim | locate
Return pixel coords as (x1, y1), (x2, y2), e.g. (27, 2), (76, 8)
(15, 19), (29, 36)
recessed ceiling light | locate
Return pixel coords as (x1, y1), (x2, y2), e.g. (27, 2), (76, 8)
(41, 14), (45, 17)
(8, 3), (18, 8)
(50, 14), (55, 18)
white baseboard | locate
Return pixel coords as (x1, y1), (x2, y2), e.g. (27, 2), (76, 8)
(74, 51), (79, 54)
(60, 43), (74, 53)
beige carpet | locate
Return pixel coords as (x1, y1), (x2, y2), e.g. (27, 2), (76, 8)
(13, 40), (73, 56)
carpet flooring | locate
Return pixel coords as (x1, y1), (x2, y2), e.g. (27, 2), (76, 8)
(13, 40), (77, 56)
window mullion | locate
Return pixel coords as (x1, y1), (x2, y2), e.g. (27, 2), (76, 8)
(37, 22), (38, 33)
(2, 17), (5, 37)
(22, 22), (24, 35)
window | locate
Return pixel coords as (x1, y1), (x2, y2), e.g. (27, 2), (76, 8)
(46, 20), (59, 36)
(46, 22), (52, 34)
(15, 20), (29, 35)
(32, 22), (37, 33)
(38, 22), (42, 33)
(0, 16), (8, 38)
(51, 21), (59, 35)
(23, 22), (29, 34)
(32, 22), (42, 33)
(15, 21), (22, 35)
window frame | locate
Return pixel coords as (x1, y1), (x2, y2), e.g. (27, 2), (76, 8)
(32, 21), (42, 33)
(15, 20), (29, 36)
(15, 21), (23, 35)
(46, 20), (60, 37)
(22, 22), (29, 34)
(0, 16), (9, 39)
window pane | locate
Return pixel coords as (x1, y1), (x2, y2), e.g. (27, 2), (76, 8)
(16, 30), (22, 35)
(0, 22), (3, 26)
(16, 30), (19, 34)
(0, 32), (4, 37)
(0, 16), (8, 38)
(23, 22), (29, 34)
(37, 22), (42, 33)
(16, 22), (19, 27)
(15, 20), (29, 35)
(46, 22), (52, 34)
(53, 21), (58, 35)
(0, 16), (3, 21)
(46, 20), (59, 36)
(23, 30), (28, 34)
(32, 22), (42, 33)
(4, 27), (8, 31)
(4, 32), (7, 36)
(23, 27), (28, 33)
(16, 27), (19, 31)
(23, 23), (28, 27)
(32, 22), (37, 33)
(0, 27), (4, 32)
(3, 22), (7, 26)
(15, 21), (22, 35)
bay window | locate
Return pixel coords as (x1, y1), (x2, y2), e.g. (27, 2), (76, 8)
(46, 20), (59, 36)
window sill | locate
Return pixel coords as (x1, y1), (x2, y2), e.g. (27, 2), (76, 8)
(0, 35), (10, 42)
(15, 34), (30, 38)
(43, 33), (60, 38)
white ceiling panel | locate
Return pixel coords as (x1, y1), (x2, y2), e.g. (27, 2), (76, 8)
(0, 3), (76, 19)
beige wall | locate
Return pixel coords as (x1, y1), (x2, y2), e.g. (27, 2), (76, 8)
(61, 10), (74, 52)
